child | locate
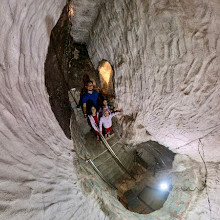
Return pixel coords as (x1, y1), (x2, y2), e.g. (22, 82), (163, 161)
(99, 109), (123, 138)
(88, 106), (100, 140)
(99, 99), (111, 116)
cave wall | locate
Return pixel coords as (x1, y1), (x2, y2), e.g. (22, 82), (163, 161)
(86, 0), (220, 218)
(0, 0), (105, 219)
(45, 5), (72, 139)
(70, 0), (104, 43)
(0, 0), (220, 219)
(87, 0), (220, 163)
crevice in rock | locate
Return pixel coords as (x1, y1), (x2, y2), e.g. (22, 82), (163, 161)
(45, 4), (72, 138)
(45, 4), (100, 139)
(198, 139), (212, 219)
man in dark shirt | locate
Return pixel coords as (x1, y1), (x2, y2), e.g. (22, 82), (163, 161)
(82, 80), (99, 118)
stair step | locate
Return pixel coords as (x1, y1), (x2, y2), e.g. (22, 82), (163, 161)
(92, 145), (125, 166)
(85, 134), (136, 187)
(99, 156), (134, 178)
(97, 151), (134, 172)
(107, 168), (124, 180)
(97, 159), (120, 174)
(93, 152), (119, 166)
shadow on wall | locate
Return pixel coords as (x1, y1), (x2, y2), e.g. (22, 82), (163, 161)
(45, 4), (72, 139)
(44, 4), (100, 139)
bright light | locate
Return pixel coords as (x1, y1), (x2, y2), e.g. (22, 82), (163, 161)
(68, 4), (74, 17)
(98, 62), (112, 84)
(98, 61), (113, 95)
(160, 182), (169, 191)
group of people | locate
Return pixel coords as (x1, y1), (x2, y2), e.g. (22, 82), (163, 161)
(81, 80), (122, 141)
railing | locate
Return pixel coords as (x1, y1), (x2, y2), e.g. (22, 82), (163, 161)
(69, 89), (134, 189)
(86, 134), (135, 190)
(86, 159), (117, 189)
(99, 133), (134, 180)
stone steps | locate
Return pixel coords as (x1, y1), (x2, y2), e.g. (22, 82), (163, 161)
(71, 103), (135, 188)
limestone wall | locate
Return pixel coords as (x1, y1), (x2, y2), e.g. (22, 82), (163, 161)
(87, 0), (220, 218)
(0, 0), (105, 219)
(70, 0), (104, 43)
(88, 0), (220, 163)
(0, 0), (219, 219)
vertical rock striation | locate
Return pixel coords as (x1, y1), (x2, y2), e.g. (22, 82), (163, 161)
(0, 0), (106, 219)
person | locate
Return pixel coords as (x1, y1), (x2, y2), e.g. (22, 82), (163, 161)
(99, 109), (123, 138)
(99, 99), (111, 116)
(82, 80), (99, 118)
(78, 74), (90, 108)
(88, 106), (100, 140)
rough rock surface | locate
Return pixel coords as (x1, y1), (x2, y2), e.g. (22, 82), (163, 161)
(0, 0), (220, 219)
(0, 0), (106, 219)
(88, 0), (220, 163)
(86, 0), (220, 218)
(70, 0), (104, 43)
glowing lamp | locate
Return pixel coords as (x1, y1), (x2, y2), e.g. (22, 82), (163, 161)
(160, 182), (169, 191)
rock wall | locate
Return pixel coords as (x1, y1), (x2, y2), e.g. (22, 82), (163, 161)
(88, 0), (220, 163)
(0, 0), (219, 219)
(0, 0), (105, 219)
(87, 0), (220, 218)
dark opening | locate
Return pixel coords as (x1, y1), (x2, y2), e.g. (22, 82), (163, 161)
(117, 141), (175, 214)
(45, 4), (100, 138)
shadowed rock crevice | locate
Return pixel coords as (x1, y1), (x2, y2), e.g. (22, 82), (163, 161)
(45, 5), (72, 138)
(45, 4), (100, 139)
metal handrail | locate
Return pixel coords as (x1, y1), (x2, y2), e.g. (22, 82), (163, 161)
(87, 159), (117, 189)
(69, 93), (134, 182)
(92, 140), (120, 161)
(92, 149), (108, 161)
(99, 133), (135, 179)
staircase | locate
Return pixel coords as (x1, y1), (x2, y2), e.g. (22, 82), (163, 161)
(90, 140), (135, 187)
(69, 91), (135, 189)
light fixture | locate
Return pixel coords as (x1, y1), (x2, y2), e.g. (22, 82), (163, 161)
(159, 182), (169, 191)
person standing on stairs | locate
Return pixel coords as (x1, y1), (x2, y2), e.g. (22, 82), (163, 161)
(82, 80), (100, 118)
(99, 109), (123, 139)
(88, 106), (100, 141)
(99, 99), (112, 116)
